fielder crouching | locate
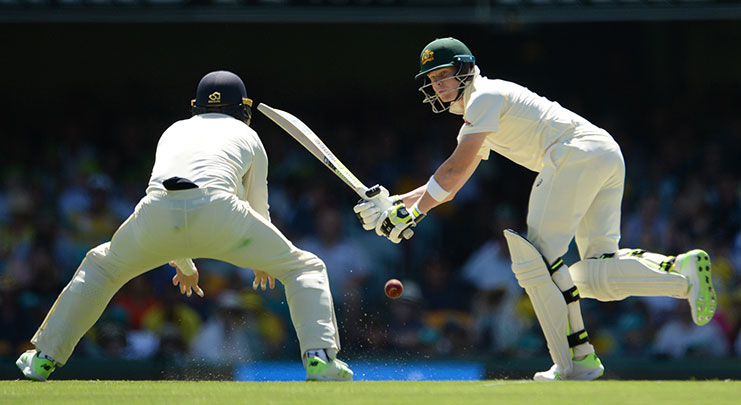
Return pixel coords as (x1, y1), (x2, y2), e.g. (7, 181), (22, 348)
(354, 38), (717, 381)
(16, 71), (352, 382)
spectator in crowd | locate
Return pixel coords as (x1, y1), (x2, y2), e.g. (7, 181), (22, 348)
(386, 280), (428, 354)
(298, 205), (371, 306)
(141, 287), (202, 358)
(2, 39), (739, 376)
(652, 306), (729, 358)
(190, 290), (265, 363)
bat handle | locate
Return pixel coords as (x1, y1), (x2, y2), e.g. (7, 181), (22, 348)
(364, 185), (382, 198)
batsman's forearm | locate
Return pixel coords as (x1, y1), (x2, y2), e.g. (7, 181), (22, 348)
(416, 193), (441, 213)
(416, 155), (482, 213)
(414, 169), (460, 214)
(434, 160), (470, 193)
(399, 185), (427, 207)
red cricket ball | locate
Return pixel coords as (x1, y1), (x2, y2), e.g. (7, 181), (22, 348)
(384, 279), (404, 299)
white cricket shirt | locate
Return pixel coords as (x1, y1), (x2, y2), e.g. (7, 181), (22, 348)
(147, 113), (270, 219)
(454, 69), (610, 172)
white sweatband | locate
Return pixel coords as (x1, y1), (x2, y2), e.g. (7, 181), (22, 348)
(426, 175), (450, 202)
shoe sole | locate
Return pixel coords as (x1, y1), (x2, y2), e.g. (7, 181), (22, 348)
(306, 375), (353, 382)
(571, 366), (604, 381)
(533, 359), (604, 381)
(681, 249), (716, 326)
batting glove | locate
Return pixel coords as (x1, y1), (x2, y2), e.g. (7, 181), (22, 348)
(376, 203), (425, 243)
(353, 185), (401, 231)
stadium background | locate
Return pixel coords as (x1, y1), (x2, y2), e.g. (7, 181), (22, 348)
(1, 1), (741, 380)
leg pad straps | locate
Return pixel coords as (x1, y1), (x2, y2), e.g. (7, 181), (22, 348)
(568, 329), (590, 348)
(549, 258), (582, 304)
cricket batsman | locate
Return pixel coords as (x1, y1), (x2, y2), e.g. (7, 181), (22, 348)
(16, 70), (352, 382)
(354, 37), (717, 381)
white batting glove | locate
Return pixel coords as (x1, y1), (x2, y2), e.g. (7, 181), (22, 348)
(352, 185), (401, 231)
(354, 200), (383, 230)
(375, 203), (424, 243)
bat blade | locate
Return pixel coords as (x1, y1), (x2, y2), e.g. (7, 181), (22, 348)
(257, 103), (367, 198)
(257, 102), (413, 240)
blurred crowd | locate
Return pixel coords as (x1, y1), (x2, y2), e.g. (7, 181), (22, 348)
(2, 64), (741, 368)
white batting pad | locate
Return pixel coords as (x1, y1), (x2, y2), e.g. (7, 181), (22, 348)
(503, 230), (573, 375)
(570, 249), (688, 301)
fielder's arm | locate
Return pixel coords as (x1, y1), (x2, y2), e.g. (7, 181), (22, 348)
(411, 132), (488, 213)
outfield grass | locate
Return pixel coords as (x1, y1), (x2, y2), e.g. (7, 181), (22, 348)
(1, 380), (739, 404)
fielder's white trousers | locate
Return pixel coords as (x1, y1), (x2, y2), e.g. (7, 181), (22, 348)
(32, 188), (340, 365)
(527, 132), (625, 263)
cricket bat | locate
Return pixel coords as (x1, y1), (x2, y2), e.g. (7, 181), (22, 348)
(257, 103), (413, 240)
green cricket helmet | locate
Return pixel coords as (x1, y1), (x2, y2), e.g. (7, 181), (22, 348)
(416, 37), (476, 113)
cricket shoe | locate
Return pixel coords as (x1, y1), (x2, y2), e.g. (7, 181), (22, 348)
(16, 350), (56, 382)
(674, 249), (716, 326)
(533, 353), (604, 381)
(306, 357), (353, 381)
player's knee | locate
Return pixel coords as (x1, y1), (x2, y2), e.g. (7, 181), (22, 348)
(503, 230), (553, 289)
(283, 250), (329, 290)
(77, 243), (135, 288)
(522, 231), (569, 265)
(303, 252), (327, 275)
(570, 259), (622, 301)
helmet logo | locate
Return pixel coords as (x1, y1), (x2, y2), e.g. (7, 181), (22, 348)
(208, 92), (221, 104)
(421, 49), (434, 65)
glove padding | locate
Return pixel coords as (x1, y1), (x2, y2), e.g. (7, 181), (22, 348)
(353, 185), (401, 231)
(376, 203), (425, 243)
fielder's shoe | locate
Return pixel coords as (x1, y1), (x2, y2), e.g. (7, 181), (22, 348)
(306, 357), (353, 381)
(16, 350), (56, 382)
(533, 353), (604, 381)
(674, 249), (716, 326)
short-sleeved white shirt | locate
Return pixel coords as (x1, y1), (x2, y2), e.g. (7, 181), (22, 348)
(454, 69), (610, 172)
(147, 113), (270, 219)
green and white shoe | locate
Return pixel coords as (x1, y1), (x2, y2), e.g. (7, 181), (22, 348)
(534, 353), (604, 381)
(306, 357), (353, 381)
(16, 350), (56, 382)
(674, 249), (716, 326)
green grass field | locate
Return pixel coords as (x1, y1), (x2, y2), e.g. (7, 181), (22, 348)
(1, 380), (739, 405)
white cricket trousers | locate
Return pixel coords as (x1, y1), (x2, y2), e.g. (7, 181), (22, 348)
(526, 132), (689, 303)
(32, 188), (340, 365)
(527, 132), (625, 263)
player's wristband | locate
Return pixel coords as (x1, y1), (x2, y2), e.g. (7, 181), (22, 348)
(425, 175), (450, 202)
(410, 203), (426, 223)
